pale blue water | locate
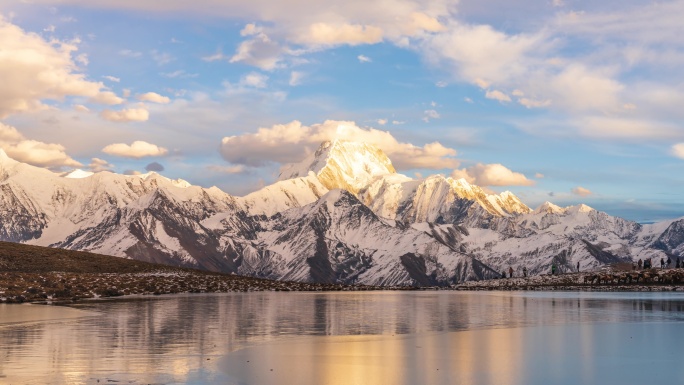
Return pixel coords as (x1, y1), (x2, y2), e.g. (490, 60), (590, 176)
(1, 291), (684, 384)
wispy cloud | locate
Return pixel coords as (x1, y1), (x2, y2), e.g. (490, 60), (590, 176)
(161, 70), (199, 79)
(119, 49), (142, 58)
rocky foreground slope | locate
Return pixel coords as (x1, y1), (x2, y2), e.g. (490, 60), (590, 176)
(0, 140), (683, 287)
(0, 242), (395, 303)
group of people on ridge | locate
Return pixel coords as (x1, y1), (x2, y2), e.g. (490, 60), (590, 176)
(501, 261), (582, 278)
(633, 257), (681, 270)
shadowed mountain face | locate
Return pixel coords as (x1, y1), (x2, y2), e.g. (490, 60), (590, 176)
(0, 142), (682, 286)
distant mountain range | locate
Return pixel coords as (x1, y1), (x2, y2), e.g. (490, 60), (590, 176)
(0, 140), (682, 286)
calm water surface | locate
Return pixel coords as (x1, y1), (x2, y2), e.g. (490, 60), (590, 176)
(1, 291), (684, 384)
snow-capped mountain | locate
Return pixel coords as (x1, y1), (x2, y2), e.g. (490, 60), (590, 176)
(359, 173), (530, 227)
(0, 141), (682, 286)
(0, 149), (241, 270)
(211, 189), (499, 285)
(278, 140), (395, 193)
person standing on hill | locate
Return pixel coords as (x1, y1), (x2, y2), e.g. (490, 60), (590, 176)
(509, 266), (514, 278)
(523, 266), (528, 277)
(638, 259), (643, 270)
(677, 258), (681, 269)
(667, 257), (672, 268)
(577, 261), (580, 272)
(551, 263), (556, 275)
(660, 258), (665, 269)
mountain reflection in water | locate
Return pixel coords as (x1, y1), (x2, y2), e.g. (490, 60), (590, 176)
(1, 291), (684, 384)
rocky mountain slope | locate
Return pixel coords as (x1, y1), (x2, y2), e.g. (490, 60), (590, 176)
(0, 141), (682, 286)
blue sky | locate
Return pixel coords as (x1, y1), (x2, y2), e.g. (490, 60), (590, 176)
(1, 0), (683, 223)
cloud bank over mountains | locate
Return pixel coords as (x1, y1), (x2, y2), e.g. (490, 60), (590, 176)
(220, 120), (460, 171)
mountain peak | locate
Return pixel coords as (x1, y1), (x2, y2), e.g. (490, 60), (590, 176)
(278, 140), (395, 193)
(567, 203), (594, 214)
(533, 201), (565, 214)
(63, 169), (94, 179)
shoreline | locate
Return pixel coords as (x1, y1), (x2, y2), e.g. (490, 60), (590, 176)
(3, 242), (684, 303)
(5, 270), (684, 305)
(452, 268), (684, 292)
(0, 270), (416, 304)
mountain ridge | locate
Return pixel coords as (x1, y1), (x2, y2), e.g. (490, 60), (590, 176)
(0, 140), (682, 286)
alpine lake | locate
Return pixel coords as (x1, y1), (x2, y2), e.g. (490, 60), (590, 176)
(2, 291), (684, 385)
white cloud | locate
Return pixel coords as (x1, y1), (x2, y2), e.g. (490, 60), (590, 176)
(376, 119), (387, 125)
(452, 163), (534, 187)
(100, 108), (150, 122)
(544, 64), (623, 113)
(89, 91), (125, 105)
(0, 122), (25, 143)
(73, 104), (89, 112)
(207, 164), (246, 174)
(572, 186), (592, 197)
(19, 0), (684, 148)
(407, 11), (446, 34)
(416, 17), (634, 119)
(151, 50), (174, 66)
(485, 89), (511, 102)
(75, 53), (89, 65)
(0, 16), (113, 118)
(423, 109), (440, 122)
(102, 140), (168, 158)
(518, 97), (551, 108)
(435, 81), (448, 88)
(671, 143), (684, 159)
(473, 78), (490, 89)
(422, 24), (542, 87)
(464, 97), (473, 103)
(49, 1), (453, 70)
(220, 120), (459, 170)
(0, 122), (81, 168)
(240, 23), (262, 37)
(88, 157), (114, 172)
(137, 92), (171, 104)
(357, 54), (372, 63)
(161, 70), (198, 79)
(239, 72), (269, 88)
(118, 49), (142, 58)
(202, 50), (228, 62)
(4, 140), (83, 169)
(230, 32), (284, 71)
(575, 116), (681, 140)
(103, 75), (120, 83)
(296, 23), (383, 46)
(289, 71), (304, 86)
(535, 173), (545, 178)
